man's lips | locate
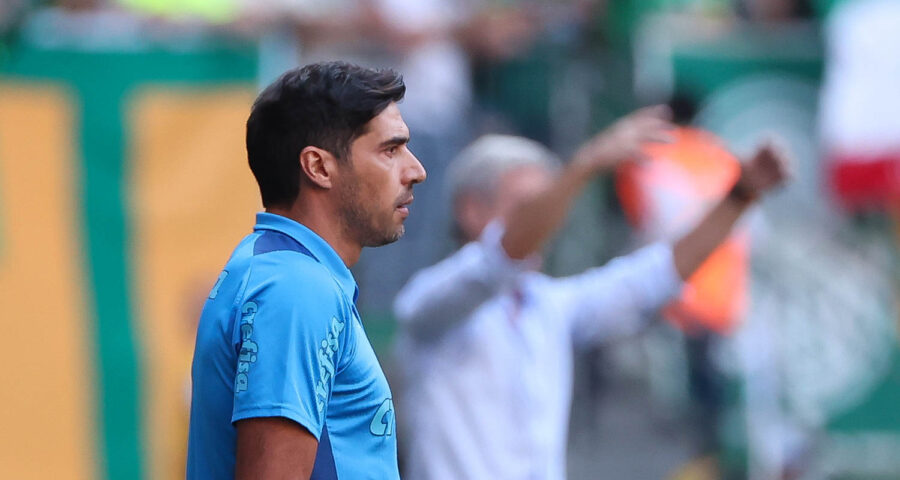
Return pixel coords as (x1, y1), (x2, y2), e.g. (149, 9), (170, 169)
(396, 195), (414, 215)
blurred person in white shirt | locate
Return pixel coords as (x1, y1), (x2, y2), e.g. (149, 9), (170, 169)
(393, 106), (789, 480)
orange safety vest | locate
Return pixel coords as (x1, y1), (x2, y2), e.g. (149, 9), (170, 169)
(616, 127), (747, 335)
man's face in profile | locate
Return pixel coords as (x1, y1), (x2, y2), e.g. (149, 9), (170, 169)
(336, 102), (426, 247)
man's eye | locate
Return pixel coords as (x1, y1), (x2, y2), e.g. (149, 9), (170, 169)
(387, 146), (399, 156)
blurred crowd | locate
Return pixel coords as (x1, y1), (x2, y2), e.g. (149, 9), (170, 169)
(3, 0), (900, 479)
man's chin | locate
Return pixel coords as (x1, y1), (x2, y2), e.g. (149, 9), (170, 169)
(386, 225), (405, 244)
(364, 225), (405, 248)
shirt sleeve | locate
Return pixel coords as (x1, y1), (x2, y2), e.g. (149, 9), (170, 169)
(394, 221), (537, 343)
(548, 243), (683, 347)
(230, 263), (351, 440)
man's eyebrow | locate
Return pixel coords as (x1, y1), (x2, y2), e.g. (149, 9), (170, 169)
(378, 135), (410, 149)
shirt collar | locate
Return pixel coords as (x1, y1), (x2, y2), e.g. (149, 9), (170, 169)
(253, 212), (359, 303)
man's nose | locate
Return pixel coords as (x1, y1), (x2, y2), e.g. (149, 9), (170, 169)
(405, 149), (427, 185)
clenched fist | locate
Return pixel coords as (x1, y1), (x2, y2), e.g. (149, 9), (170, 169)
(730, 142), (792, 203)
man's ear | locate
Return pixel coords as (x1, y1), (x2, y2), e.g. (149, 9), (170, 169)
(299, 146), (339, 189)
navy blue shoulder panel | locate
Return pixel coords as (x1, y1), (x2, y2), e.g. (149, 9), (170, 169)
(253, 230), (317, 261)
(310, 422), (338, 479)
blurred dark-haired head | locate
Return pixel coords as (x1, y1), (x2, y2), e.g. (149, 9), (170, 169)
(668, 95), (698, 126)
(246, 62), (405, 208)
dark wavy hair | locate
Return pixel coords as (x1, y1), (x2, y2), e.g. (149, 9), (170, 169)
(246, 62), (405, 208)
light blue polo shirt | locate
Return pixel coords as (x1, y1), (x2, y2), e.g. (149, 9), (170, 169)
(187, 212), (398, 479)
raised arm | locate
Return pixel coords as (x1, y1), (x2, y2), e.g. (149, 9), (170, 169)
(501, 106), (674, 259)
(558, 142), (789, 344)
(673, 142), (790, 280)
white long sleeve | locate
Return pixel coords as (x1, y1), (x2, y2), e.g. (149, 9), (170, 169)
(549, 242), (683, 346)
(393, 221), (536, 343)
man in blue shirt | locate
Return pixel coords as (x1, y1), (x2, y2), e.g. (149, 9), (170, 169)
(187, 61), (426, 479)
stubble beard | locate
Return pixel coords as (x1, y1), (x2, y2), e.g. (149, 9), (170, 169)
(336, 177), (404, 248)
